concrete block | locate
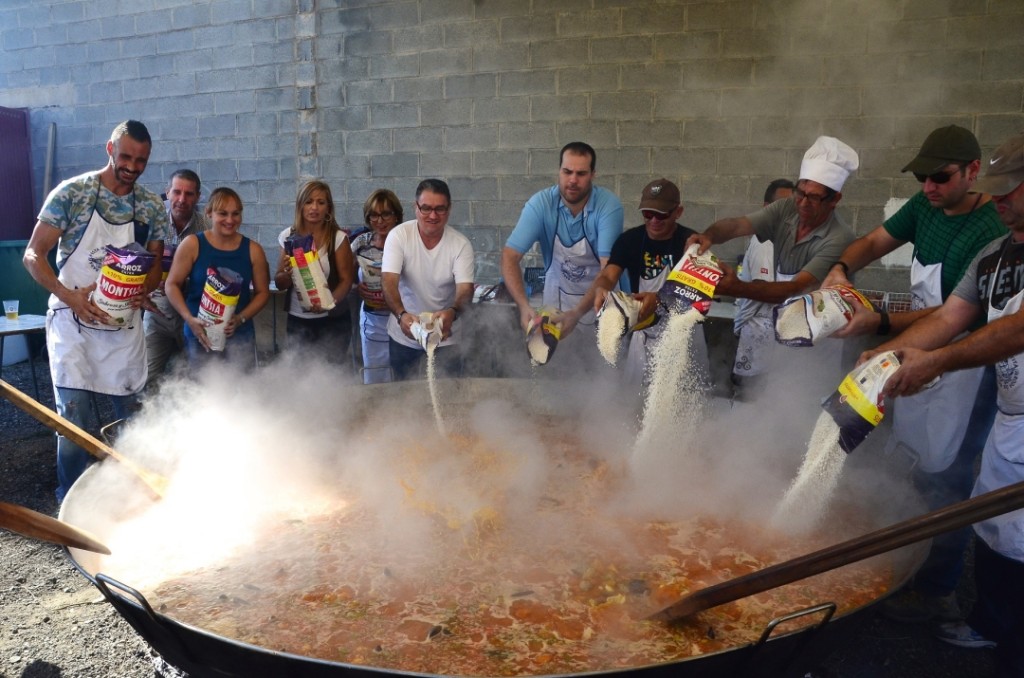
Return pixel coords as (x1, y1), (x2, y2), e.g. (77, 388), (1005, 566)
(369, 54), (420, 78)
(824, 53), (901, 86)
(216, 136), (257, 160)
(39, 66), (71, 87)
(827, 0), (903, 22)
(238, 112), (281, 136)
(141, 9), (175, 36)
(254, 42), (293, 66)
(370, 152), (418, 178)
(420, 99), (473, 126)
(792, 27), (870, 58)
(721, 29), (785, 59)
(655, 31), (721, 61)
(557, 65), (619, 93)
(752, 55), (825, 87)
(99, 15), (136, 40)
(471, 201), (522, 229)
(45, 3), (84, 25)
(618, 121), (682, 147)
(473, 97), (529, 124)
(319, 7), (369, 36)
(977, 114), (1024, 148)
(867, 19), (946, 54)
(258, 133), (299, 159)
(449, 176), (500, 201)
(683, 118), (749, 148)
(555, 121), (618, 151)
(394, 126), (444, 152)
(654, 89), (720, 119)
(35, 24), (69, 48)
(211, 0), (255, 25)
(620, 63), (684, 91)
(652, 147), (718, 176)
(592, 92), (652, 121)
(944, 82), (1022, 114)
(499, 122), (557, 150)
(194, 113), (235, 139)
(345, 31), (392, 57)
(474, 0), (531, 19)
(256, 87), (296, 112)
(688, 2), (754, 31)
(350, 79), (395, 105)
(237, 159), (280, 182)
(947, 14), (1024, 49)
(100, 58), (138, 81)
(841, 178), (896, 209)
(891, 116), (974, 148)
(721, 87), (805, 117)
(500, 16), (558, 42)
(253, 0), (296, 18)
(215, 90), (256, 114)
(901, 50), (982, 83)
(447, 124), (499, 151)
(419, 48), (473, 76)
(684, 58), (755, 89)
(368, 103), (418, 129)
(531, 38), (589, 68)
(444, 20), (499, 48)
(500, 176), (556, 204)
(392, 24), (445, 54)
(370, 1), (425, 30)
(198, 158), (241, 182)
(234, 65), (280, 92)
(717, 148), (790, 176)
(171, 4), (211, 30)
(419, 150), (471, 176)
(496, 70), (553, 97)
(824, 117), (897, 153)
(530, 94), (587, 122)
(473, 149), (528, 175)
(596, 147), (651, 175)
(473, 43), (530, 74)
(322, 105), (369, 131)
(461, 226), (501, 254)
(344, 129), (392, 155)
(419, 0), (474, 23)
(592, 36), (655, 64)
(54, 43), (88, 67)
(559, 9), (623, 38)
(445, 73), (497, 99)
(982, 45), (1024, 81)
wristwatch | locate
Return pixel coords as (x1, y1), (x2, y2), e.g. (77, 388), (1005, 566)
(238, 315), (248, 325)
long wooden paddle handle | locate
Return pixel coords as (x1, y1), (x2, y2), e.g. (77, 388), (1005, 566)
(649, 479), (1024, 622)
(0, 501), (111, 554)
(0, 379), (166, 498)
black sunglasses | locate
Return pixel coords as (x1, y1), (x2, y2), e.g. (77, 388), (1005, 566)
(913, 167), (964, 185)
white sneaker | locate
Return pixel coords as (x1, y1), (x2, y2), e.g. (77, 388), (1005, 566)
(934, 621), (996, 649)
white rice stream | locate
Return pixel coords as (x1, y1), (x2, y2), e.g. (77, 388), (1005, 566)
(425, 342), (447, 437)
(771, 411), (847, 534)
(633, 308), (704, 458)
(596, 307), (625, 365)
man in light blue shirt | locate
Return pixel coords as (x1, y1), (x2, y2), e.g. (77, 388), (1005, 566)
(501, 141), (624, 340)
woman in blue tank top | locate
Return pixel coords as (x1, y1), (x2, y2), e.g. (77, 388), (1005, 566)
(165, 187), (270, 372)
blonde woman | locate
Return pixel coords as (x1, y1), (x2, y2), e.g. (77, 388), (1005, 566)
(274, 180), (356, 367)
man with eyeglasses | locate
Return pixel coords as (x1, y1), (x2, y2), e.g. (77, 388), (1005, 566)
(861, 132), (1024, 665)
(381, 179), (475, 381)
(688, 137), (858, 392)
(501, 141), (624, 368)
(823, 125), (1007, 626)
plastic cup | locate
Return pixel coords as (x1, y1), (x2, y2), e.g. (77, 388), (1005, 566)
(3, 300), (18, 320)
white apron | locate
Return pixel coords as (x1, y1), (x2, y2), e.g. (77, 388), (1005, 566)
(888, 257), (985, 472)
(973, 256), (1024, 560)
(624, 256), (711, 385)
(47, 192), (148, 395)
(733, 238), (789, 377)
(544, 234), (599, 326)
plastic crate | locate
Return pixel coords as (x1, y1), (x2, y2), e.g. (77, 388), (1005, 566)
(885, 292), (913, 313)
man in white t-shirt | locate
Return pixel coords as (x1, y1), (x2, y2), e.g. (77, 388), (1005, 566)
(381, 179), (475, 380)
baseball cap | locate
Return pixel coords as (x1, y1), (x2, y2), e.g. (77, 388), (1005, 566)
(973, 133), (1024, 196)
(901, 125), (982, 174)
(639, 178), (680, 213)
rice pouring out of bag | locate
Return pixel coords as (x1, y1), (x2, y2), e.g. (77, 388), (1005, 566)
(92, 243), (157, 326)
(656, 244), (722, 316)
(821, 351), (902, 453)
(525, 307), (561, 365)
(595, 291), (658, 365)
(284, 233), (335, 312)
(774, 285), (874, 347)
(411, 311), (442, 351)
(198, 267), (243, 352)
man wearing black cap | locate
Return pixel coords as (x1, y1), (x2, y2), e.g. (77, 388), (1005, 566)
(824, 125), (1007, 624)
(865, 132), (1024, 669)
(583, 178), (698, 383)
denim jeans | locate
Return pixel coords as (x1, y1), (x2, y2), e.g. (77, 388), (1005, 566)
(53, 386), (138, 502)
(184, 331), (256, 373)
(388, 338), (463, 381)
(969, 538), (1024, 677)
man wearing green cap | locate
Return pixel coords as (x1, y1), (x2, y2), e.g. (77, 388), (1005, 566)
(865, 131), (1024, 670)
(824, 125), (1007, 624)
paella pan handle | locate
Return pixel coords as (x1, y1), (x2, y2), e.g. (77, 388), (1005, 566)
(95, 573), (160, 621)
(649, 478), (1024, 623)
(755, 602), (836, 646)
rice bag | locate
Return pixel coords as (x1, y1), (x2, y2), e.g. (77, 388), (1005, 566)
(284, 233), (335, 312)
(656, 244), (722, 316)
(355, 251), (386, 310)
(411, 311), (442, 351)
(92, 243), (157, 326)
(821, 351), (901, 453)
(197, 267), (243, 351)
(774, 285), (874, 347)
(526, 307), (561, 365)
(595, 291), (658, 366)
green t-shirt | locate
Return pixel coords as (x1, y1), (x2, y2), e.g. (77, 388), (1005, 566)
(883, 192), (1006, 301)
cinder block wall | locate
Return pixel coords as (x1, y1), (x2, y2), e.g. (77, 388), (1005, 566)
(2, 0), (1023, 291)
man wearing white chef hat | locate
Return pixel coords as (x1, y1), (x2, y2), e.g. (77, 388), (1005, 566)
(688, 135), (858, 392)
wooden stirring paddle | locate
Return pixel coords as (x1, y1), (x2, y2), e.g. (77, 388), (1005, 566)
(0, 501), (111, 554)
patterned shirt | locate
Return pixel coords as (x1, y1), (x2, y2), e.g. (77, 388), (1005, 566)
(884, 192), (1006, 301)
(37, 171), (169, 265)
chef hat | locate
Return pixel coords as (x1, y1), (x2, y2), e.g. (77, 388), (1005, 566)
(798, 136), (859, 192)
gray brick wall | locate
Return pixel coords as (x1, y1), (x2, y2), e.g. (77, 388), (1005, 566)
(2, 0), (1024, 293)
